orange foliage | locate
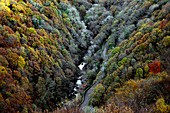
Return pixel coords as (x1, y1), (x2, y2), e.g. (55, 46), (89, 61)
(148, 60), (161, 74)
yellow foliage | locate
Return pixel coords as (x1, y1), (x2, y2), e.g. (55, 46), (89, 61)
(125, 80), (138, 90)
(0, 0), (11, 14)
(155, 98), (170, 113)
(27, 27), (37, 34)
(134, 32), (143, 40)
(17, 56), (25, 69)
(157, 71), (168, 77)
(0, 3), (11, 13)
(12, 3), (26, 14)
(0, 66), (7, 75)
(0, 0), (10, 6)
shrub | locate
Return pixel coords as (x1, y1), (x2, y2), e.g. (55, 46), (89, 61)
(0, 55), (9, 67)
(155, 98), (170, 113)
(0, 66), (7, 75)
(7, 53), (19, 69)
(27, 27), (37, 35)
(111, 47), (120, 56)
(103, 74), (114, 86)
(118, 57), (128, 67)
(0, 1), (11, 13)
(4, 25), (14, 34)
(17, 56), (26, 69)
(89, 84), (105, 106)
(62, 49), (69, 56)
(148, 60), (161, 74)
(0, 0), (10, 6)
(87, 70), (96, 84)
(162, 36), (170, 47)
(5, 35), (18, 47)
(13, 70), (21, 78)
(144, 64), (149, 76)
(135, 68), (143, 79)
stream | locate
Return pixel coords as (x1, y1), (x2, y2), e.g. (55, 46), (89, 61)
(62, 1), (111, 111)
(74, 62), (86, 94)
(64, 63), (86, 106)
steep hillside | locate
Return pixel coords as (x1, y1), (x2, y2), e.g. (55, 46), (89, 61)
(0, 0), (170, 113)
(73, 0), (170, 112)
(0, 0), (90, 112)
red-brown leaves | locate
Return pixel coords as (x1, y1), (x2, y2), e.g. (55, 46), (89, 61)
(160, 19), (168, 29)
(0, 48), (8, 55)
(4, 25), (14, 34)
(149, 60), (161, 74)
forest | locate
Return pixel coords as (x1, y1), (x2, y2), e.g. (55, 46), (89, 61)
(0, 0), (170, 113)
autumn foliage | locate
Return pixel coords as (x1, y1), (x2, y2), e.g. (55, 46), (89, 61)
(0, 0), (80, 112)
(149, 60), (161, 74)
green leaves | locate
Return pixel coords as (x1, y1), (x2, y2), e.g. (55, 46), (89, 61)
(118, 57), (128, 67)
(89, 84), (105, 106)
(135, 68), (144, 79)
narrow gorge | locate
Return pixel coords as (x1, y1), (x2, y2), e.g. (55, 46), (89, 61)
(0, 0), (170, 113)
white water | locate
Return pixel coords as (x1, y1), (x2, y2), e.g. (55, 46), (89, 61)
(73, 63), (86, 97)
(75, 63), (86, 90)
(78, 62), (86, 70)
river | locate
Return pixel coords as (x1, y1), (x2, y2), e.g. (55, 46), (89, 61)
(74, 63), (86, 96)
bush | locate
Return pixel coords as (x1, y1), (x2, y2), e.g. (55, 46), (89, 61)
(17, 56), (26, 69)
(155, 98), (170, 113)
(89, 84), (105, 106)
(0, 55), (8, 67)
(135, 68), (143, 79)
(111, 47), (120, 56)
(27, 27), (37, 35)
(162, 36), (170, 47)
(7, 53), (19, 69)
(0, 66), (7, 75)
(87, 70), (96, 84)
(148, 60), (161, 74)
(118, 57), (128, 67)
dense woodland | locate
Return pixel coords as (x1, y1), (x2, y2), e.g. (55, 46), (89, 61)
(0, 0), (170, 113)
